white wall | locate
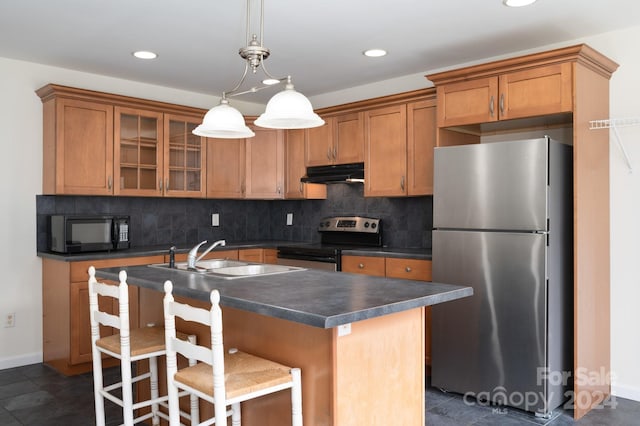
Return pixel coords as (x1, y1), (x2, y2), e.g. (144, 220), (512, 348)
(1, 26), (639, 402)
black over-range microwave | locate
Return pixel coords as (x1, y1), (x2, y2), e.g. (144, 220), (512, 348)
(49, 215), (130, 253)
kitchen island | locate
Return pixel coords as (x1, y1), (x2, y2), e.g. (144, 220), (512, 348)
(95, 264), (472, 425)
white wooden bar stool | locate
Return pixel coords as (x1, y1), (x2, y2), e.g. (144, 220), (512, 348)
(88, 266), (198, 426)
(163, 280), (303, 426)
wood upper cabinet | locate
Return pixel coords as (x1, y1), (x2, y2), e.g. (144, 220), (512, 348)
(305, 112), (364, 166)
(305, 117), (334, 166)
(163, 114), (207, 198)
(364, 98), (437, 197)
(435, 62), (573, 127)
(41, 97), (114, 195)
(407, 99), (436, 196)
(333, 112), (365, 164)
(113, 106), (164, 196)
(364, 104), (408, 197)
(206, 138), (246, 198)
(245, 126), (285, 199)
(284, 129), (327, 199)
(37, 84), (208, 197)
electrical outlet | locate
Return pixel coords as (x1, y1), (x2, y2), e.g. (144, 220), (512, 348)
(286, 213), (293, 226)
(211, 213), (219, 227)
(5, 313), (15, 328)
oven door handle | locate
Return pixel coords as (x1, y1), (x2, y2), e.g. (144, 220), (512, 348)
(277, 253), (337, 263)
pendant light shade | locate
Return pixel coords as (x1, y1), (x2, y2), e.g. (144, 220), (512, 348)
(192, 99), (255, 139)
(254, 79), (325, 129)
(194, 0), (320, 137)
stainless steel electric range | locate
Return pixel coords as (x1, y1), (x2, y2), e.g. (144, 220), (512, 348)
(276, 216), (382, 271)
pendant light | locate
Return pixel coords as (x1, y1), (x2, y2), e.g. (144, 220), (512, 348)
(193, 0), (324, 138)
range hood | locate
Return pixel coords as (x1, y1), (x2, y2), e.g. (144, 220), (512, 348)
(300, 162), (365, 184)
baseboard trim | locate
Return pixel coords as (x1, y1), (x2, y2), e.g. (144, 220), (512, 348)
(0, 352), (43, 370)
(612, 383), (640, 402)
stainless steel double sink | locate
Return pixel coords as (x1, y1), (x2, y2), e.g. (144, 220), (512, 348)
(148, 258), (306, 280)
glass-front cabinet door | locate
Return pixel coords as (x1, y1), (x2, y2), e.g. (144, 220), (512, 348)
(164, 114), (206, 198)
(114, 107), (164, 196)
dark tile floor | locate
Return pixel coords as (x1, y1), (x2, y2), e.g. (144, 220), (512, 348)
(1, 363), (639, 425)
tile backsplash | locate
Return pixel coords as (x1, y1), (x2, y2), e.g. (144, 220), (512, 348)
(36, 184), (432, 251)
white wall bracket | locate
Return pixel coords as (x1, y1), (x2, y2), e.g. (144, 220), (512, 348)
(589, 118), (640, 173)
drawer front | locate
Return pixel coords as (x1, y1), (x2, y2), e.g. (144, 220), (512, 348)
(341, 255), (386, 277)
(385, 258), (432, 281)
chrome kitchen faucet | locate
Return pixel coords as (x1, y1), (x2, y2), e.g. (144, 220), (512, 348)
(187, 239), (226, 270)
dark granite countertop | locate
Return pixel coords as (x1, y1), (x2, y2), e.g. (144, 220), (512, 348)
(95, 265), (470, 329)
(37, 241), (432, 261)
(36, 241), (293, 262)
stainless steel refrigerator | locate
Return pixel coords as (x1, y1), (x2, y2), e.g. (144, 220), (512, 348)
(431, 137), (573, 416)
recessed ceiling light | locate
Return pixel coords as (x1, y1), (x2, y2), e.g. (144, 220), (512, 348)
(363, 49), (387, 58)
(132, 50), (158, 59)
(503, 0), (537, 7)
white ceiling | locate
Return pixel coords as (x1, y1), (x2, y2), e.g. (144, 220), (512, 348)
(1, 0), (639, 104)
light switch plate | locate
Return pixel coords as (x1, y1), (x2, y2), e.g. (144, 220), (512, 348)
(211, 213), (219, 227)
(286, 213), (293, 226)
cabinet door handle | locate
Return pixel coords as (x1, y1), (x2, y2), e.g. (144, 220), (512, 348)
(159, 178), (163, 192)
(400, 175), (405, 191)
(108, 176), (112, 190)
(165, 178), (169, 192)
(333, 147), (337, 160)
(358, 263), (365, 269)
(327, 148), (332, 160)
(405, 266), (412, 273)
(499, 93), (505, 115)
(299, 182), (304, 194)
(489, 95), (495, 117)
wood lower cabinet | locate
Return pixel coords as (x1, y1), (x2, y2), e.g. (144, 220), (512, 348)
(238, 248), (278, 264)
(341, 255), (386, 276)
(342, 255), (433, 367)
(42, 255), (163, 375)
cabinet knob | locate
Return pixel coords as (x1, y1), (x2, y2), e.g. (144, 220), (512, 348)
(358, 263), (364, 269)
(405, 266), (412, 273)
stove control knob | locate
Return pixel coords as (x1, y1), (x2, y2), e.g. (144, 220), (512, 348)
(371, 223), (377, 229)
(325, 221), (331, 227)
(319, 223), (324, 228)
(364, 222), (370, 228)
